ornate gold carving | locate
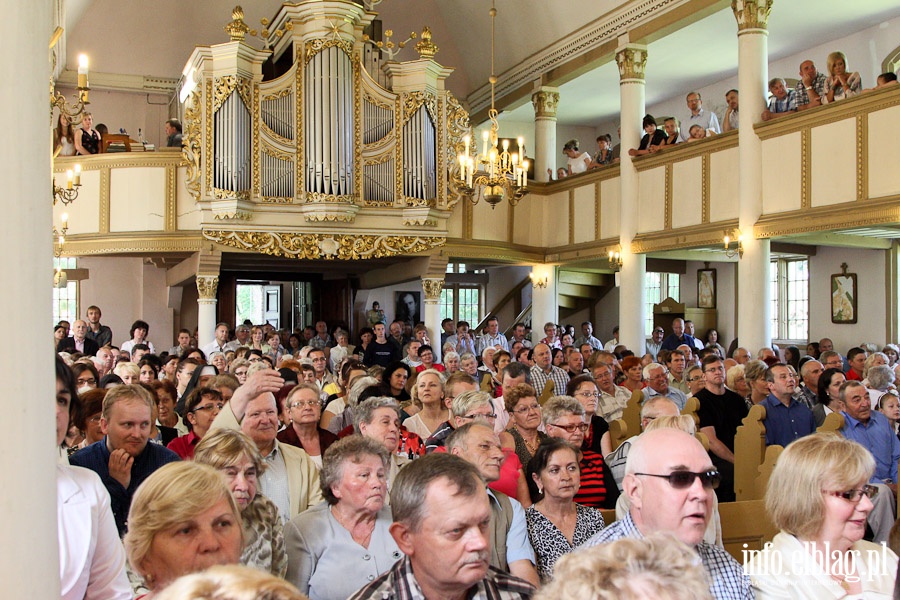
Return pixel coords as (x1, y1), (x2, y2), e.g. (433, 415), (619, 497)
(594, 182), (602, 239)
(58, 234), (205, 256)
(364, 91), (393, 112)
(415, 27), (438, 59)
(196, 275), (220, 299)
(421, 277), (445, 301)
(224, 6), (250, 41)
(354, 50), (362, 204)
(616, 45), (648, 81)
(253, 83), (260, 199)
(260, 196), (293, 204)
(731, 0), (773, 32)
(801, 127), (810, 210)
(856, 113), (867, 201)
(364, 152), (394, 166)
(531, 90), (560, 119)
(202, 230), (446, 260)
(437, 95), (445, 211)
(701, 154), (710, 223)
(445, 93), (470, 210)
(206, 78), (214, 192)
(213, 210), (253, 220)
(165, 166), (176, 231)
(403, 217), (438, 227)
(295, 61), (304, 202)
(631, 220), (739, 254)
(306, 192), (356, 204)
(184, 87), (203, 201)
(395, 95), (403, 203)
(262, 88), (292, 101)
(261, 144), (293, 162)
(754, 195), (900, 238)
(213, 75), (252, 112)
(304, 212), (356, 223)
(213, 188), (251, 200)
(100, 168), (110, 234)
(664, 163), (673, 229)
(304, 39), (353, 63)
(401, 91), (437, 124)
(404, 197), (431, 208)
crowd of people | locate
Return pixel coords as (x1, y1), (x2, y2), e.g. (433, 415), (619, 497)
(546, 53), (899, 179)
(53, 304), (900, 598)
(53, 112), (184, 157)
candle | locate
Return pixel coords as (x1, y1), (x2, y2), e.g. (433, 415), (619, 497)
(77, 54), (89, 90)
(66, 169), (73, 190)
(74, 164), (82, 186)
(517, 136), (524, 155)
(61, 213), (68, 227)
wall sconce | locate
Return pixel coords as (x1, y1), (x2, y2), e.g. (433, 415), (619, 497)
(608, 247), (623, 271)
(53, 164), (82, 206)
(724, 229), (744, 259)
(530, 273), (548, 289)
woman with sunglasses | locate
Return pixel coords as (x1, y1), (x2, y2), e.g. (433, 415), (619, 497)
(746, 433), (897, 598)
(541, 396), (619, 509)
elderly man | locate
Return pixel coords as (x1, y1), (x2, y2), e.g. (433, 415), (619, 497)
(211, 369), (323, 522)
(795, 59), (827, 111)
(201, 322), (231, 356)
(761, 77), (798, 121)
(85, 305), (113, 348)
(448, 423), (539, 586)
(678, 91), (721, 143)
(762, 364), (815, 447)
(592, 362), (632, 422)
(695, 355), (748, 502)
(646, 326), (664, 360)
(574, 321), (602, 351)
(69, 384), (180, 534)
(57, 319), (100, 356)
(660, 318), (697, 352)
(530, 343), (569, 398)
(642, 362), (687, 411)
(584, 429), (751, 599)
(424, 381), (484, 452)
(732, 347), (750, 365)
(349, 453), (535, 600)
(477, 316), (509, 354)
(508, 322), (532, 349)
(839, 380), (900, 543)
(308, 348), (334, 389)
(722, 89), (739, 132)
(797, 359), (823, 408)
(308, 320), (334, 353)
(605, 396), (680, 491)
(224, 323), (250, 351)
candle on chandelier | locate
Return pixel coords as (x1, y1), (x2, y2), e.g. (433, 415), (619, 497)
(77, 54), (89, 90)
(74, 164), (82, 186)
(66, 169), (74, 190)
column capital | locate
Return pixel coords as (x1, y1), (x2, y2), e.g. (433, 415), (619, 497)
(616, 44), (648, 82)
(196, 275), (219, 299)
(732, 0), (773, 32)
(532, 88), (560, 119)
(421, 277), (445, 303)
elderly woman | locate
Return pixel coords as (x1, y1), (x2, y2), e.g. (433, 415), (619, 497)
(277, 382), (338, 468)
(209, 351), (227, 373)
(125, 462), (243, 597)
(566, 374), (609, 455)
(460, 352), (480, 379)
(114, 362), (139, 385)
(325, 374), (380, 436)
(526, 438), (605, 581)
(403, 368), (448, 438)
(443, 350), (461, 374)
(746, 433), (898, 597)
(194, 429), (287, 577)
(284, 436), (401, 600)
(726, 364), (750, 402)
(542, 396), (619, 509)
(166, 386), (223, 459)
(813, 367), (846, 427)
(506, 383), (548, 469)
(155, 565), (306, 600)
(743, 359), (770, 409)
(863, 352), (890, 386)
(354, 396), (410, 487)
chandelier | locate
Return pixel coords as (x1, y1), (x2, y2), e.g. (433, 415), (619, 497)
(51, 48), (90, 207)
(456, 1), (528, 209)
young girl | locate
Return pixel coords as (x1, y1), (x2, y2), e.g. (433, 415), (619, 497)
(876, 391), (900, 439)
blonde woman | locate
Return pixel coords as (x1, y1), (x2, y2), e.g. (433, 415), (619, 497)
(402, 369), (448, 438)
(824, 51), (862, 103)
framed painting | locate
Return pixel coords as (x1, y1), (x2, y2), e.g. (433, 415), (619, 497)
(831, 264), (857, 324)
(395, 291), (421, 325)
(697, 268), (717, 309)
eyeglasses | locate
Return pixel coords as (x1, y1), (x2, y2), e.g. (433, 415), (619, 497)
(513, 403), (541, 414)
(686, 376), (703, 383)
(823, 485), (878, 502)
(193, 402), (225, 413)
(575, 391), (600, 398)
(704, 366), (725, 373)
(290, 400), (320, 409)
(634, 470), (721, 490)
(461, 412), (497, 420)
(77, 377), (96, 385)
(88, 415), (102, 423)
(548, 422), (590, 434)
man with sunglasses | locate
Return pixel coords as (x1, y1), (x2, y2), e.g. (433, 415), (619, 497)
(584, 429), (752, 599)
(839, 380), (900, 543)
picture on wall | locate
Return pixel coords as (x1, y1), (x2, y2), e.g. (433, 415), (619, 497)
(831, 263), (857, 324)
(697, 268), (717, 309)
(395, 291), (421, 326)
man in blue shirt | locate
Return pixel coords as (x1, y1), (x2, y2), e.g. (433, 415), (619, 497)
(660, 318), (697, 352)
(840, 380), (899, 543)
(69, 384), (180, 535)
(763, 364), (815, 447)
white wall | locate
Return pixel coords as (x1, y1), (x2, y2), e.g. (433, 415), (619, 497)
(808, 246), (889, 353)
(682, 261), (737, 347)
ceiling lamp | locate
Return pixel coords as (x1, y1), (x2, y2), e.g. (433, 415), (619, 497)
(456, 1), (528, 209)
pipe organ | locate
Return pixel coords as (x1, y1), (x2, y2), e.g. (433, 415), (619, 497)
(182, 1), (467, 225)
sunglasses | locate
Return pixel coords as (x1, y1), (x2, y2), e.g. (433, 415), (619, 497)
(634, 470), (721, 489)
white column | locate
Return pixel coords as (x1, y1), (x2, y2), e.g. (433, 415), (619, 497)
(531, 266), (558, 333)
(421, 277), (445, 362)
(196, 276), (219, 348)
(2, 0), (58, 596)
(733, 1), (773, 353)
(532, 86), (559, 182)
(616, 43), (648, 355)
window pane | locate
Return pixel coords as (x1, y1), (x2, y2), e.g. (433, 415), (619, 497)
(439, 288), (454, 322)
(458, 287), (480, 325)
(667, 273), (681, 302)
(236, 285), (265, 325)
(644, 273), (662, 336)
(53, 257), (77, 326)
(769, 261), (779, 340)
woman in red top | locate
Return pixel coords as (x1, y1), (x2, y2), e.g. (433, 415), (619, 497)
(414, 345), (445, 373)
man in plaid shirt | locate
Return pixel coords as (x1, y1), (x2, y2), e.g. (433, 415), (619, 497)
(761, 78), (798, 122)
(795, 59), (827, 110)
